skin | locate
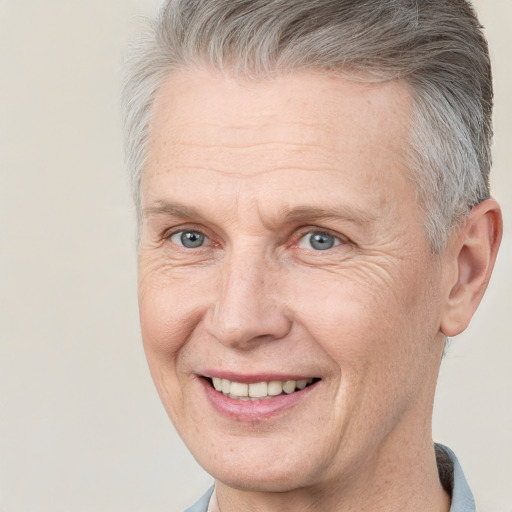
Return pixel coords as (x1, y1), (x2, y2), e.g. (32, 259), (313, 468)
(138, 69), (502, 512)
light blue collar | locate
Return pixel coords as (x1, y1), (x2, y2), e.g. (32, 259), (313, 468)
(437, 444), (476, 512)
(184, 485), (214, 512)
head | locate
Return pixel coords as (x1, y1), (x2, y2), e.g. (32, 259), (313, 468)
(123, 0), (494, 253)
(123, 0), (502, 503)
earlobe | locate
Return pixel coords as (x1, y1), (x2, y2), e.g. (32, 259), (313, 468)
(440, 198), (502, 337)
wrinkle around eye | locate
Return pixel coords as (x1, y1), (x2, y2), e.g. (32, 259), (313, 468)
(138, 229), (221, 270)
(140, 245), (219, 271)
(290, 240), (358, 268)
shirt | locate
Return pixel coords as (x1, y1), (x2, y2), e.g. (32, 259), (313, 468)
(184, 444), (475, 512)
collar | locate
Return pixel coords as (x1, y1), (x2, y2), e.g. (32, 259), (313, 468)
(436, 444), (476, 512)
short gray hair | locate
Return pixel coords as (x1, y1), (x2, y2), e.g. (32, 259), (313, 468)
(122, 0), (493, 252)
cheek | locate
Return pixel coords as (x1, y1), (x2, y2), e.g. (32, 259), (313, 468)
(286, 268), (439, 453)
(138, 262), (212, 355)
(287, 262), (437, 391)
(289, 268), (404, 347)
(137, 266), (215, 419)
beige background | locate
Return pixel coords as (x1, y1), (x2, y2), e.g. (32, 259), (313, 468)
(0, 1), (510, 511)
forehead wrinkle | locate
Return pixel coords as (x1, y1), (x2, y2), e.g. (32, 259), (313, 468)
(146, 164), (344, 180)
(148, 136), (339, 180)
(256, 204), (378, 232)
(168, 111), (336, 131)
(168, 140), (329, 151)
(155, 114), (342, 152)
(164, 130), (339, 159)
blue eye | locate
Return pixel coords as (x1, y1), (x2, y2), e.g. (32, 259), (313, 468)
(171, 230), (206, 248)
(299, 231), (340, 251)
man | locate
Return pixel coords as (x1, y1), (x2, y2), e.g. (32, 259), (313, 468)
(122, 1), (502, 510)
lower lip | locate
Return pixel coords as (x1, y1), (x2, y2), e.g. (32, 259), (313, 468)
(199, 378), (319, 422)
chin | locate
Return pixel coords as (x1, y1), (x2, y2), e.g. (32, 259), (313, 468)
(187, 436), (324, 493)
(209, 464), (311, 493)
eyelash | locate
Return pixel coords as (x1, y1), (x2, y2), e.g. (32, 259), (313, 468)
(164, 226), (348, 252)
(163, 226), (212, 248)
(295, 229), (344, 251)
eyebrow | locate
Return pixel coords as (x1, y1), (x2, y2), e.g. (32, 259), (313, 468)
(144, 200), (375, 229)
(278, 205), (375, 226)
(143, 201), (205, 221)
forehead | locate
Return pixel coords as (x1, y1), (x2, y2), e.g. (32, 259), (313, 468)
(143, 69), (417, 231)
(147, 69), (411, 171)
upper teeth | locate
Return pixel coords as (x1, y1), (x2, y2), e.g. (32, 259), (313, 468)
(211, 377), (313, 400)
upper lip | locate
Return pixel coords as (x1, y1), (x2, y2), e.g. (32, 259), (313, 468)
(200, 371), (318, 384)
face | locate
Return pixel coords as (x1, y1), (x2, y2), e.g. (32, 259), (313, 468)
(138, 69), (447, 494)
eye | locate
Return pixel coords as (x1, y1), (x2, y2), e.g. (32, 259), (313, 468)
(170, 230), (207, 248)
(298, 231), (341, 251)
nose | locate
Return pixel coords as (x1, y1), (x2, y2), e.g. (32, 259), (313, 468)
(204, 250), (292, 349)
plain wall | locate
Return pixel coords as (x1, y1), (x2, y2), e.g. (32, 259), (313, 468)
(0, 1), (510, 511)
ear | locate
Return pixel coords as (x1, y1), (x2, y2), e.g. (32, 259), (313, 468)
(440, 198), (502, 337)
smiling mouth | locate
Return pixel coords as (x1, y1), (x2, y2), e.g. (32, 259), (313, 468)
(207, 377), (320, 400)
